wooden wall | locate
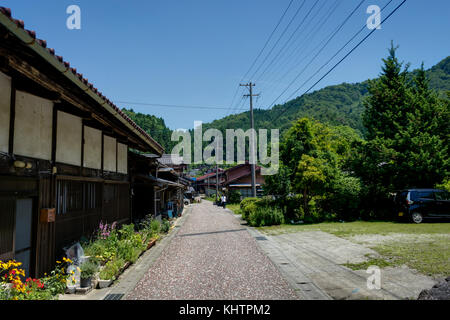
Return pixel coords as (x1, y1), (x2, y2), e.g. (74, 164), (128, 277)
(36, 176), (55, 277)
(0, 67), (133, 276)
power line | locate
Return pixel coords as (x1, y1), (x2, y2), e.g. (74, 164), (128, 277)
(254, 0), (322, 84)
(270, 0), (407, 123)
(114, 101), (247, 111)
(240, 0), (295, 83)
(226, 0), (295, 116)
(247, 0), (307, 82)
(267, 0), (367, 109)
(258, 0), (341, 102)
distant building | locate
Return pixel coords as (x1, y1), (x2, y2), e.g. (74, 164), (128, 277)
(193, 168), (225, 196)
(192, 163), (265, 199)
(223, 164), (265, 198)
(157, 154), (188, 176)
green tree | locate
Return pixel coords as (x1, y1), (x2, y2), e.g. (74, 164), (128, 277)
(266, 117), (362, 220)
(356, 45), (449, 218)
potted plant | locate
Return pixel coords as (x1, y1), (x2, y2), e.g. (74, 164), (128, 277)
(79, 260), (98, 288)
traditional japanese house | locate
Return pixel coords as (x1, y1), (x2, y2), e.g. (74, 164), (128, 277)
(223, 163), (265, 199)
(193, 168), (225, 195)
(157, 164), (189, 218)
(0, 7), (164, 277)
(157, 154), (188, 176)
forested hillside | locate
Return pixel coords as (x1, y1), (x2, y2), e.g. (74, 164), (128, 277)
(121, 108), (175, 152)
(124, 56), (450, 152)
(205, 56), (450, 137)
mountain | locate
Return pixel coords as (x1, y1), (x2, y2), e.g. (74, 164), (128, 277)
(124, 56), (450, 153)
(427, 56), (450, 92)
(121, 108), (175, 152)
(205, 56), (450, 137)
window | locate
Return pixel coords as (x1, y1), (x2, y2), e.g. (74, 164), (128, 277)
(56, 180), (83, 215)
(435, 192), (450, 201)
(414, 191), (435, 200)
(86, 182), (102, 210)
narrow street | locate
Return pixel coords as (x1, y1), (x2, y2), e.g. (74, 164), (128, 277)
(126, 201), (299, 300)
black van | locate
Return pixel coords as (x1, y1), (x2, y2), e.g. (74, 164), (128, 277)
(395, 189), (450, 223)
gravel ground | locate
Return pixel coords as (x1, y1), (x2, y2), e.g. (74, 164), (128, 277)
(126, 201), (299, 300)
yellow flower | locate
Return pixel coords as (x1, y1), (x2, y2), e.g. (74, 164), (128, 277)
(62, 257), (73, 264)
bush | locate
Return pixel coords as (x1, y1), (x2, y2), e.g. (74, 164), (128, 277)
(324, 174), (363, 221)
(150, 219), (161, 235)
(161, 219), (170, 233)
(436, 177), (450, 192)
(240, 197), (259, 210)
(241, 202), (258, 220)
(248, 206), (285, 227)
(80, 260), (99, 280)
(227, 190), (241, 204)
(99, 258), (125, 281)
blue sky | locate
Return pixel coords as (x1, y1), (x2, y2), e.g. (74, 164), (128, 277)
(2, 0), (450, 129)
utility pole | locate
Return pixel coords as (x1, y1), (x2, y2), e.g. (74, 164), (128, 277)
(215, 163), (219, 203)
(240, 82), (259, 198)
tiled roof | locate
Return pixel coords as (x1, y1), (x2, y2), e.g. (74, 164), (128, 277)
(158, 154), (185, 166)
(195, 170), (224, 182)
(0, 7), (164, 154)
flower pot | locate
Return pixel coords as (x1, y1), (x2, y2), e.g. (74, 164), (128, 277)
(66, 285), (76, 294)
(97, 279), (113, 289)
(80, 277), (92, 288)
(147, 239), (156, 250)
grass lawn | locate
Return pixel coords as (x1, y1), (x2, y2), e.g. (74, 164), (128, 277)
(259, 221), (450, 278)
(226, 203), (241, 215)
(258, 220), (450, 237)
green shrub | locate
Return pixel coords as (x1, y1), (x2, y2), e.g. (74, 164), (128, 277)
(118, 224), (135, 240)
(242, 202), (257, 220)
(248, 206), (285, 227)
(240, 197), (259, 210)
(324, 174), (363, 221)
(80, 260), (99, 280)
(99, 258), (125, 281)
(161, 219), (170, 233)
(227, 190), (241, 204)
(436, 177), (450, 192)
(150, 219), (161, 235)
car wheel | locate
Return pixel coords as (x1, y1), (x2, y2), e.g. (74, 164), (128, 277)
(411, 212), (423, 224)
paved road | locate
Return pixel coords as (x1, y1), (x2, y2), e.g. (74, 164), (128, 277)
(126, 201), (299, 300)
(252, 229), (436, 300)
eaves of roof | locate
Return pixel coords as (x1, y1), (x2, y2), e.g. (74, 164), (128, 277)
(0, 7), (164, 155)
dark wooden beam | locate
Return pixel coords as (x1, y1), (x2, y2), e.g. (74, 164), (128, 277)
(80, 124), (85, 175)
(15, 76), (61, 102)
(101, 133), (104, 176)
(8, 77), (15, 155)
(55, 102), (91, 119)
(51, 104), (57, 165)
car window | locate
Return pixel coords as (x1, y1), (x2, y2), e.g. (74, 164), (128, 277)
(416, 191), (435, 200)
(396, 191), (408, 203)
(435, 192), (450, 201)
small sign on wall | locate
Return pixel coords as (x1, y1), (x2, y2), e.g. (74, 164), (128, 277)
(40, 208), (56, 223)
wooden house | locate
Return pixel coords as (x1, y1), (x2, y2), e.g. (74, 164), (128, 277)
(0, 7), (164, 277)
(223, 163), (265, 198)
